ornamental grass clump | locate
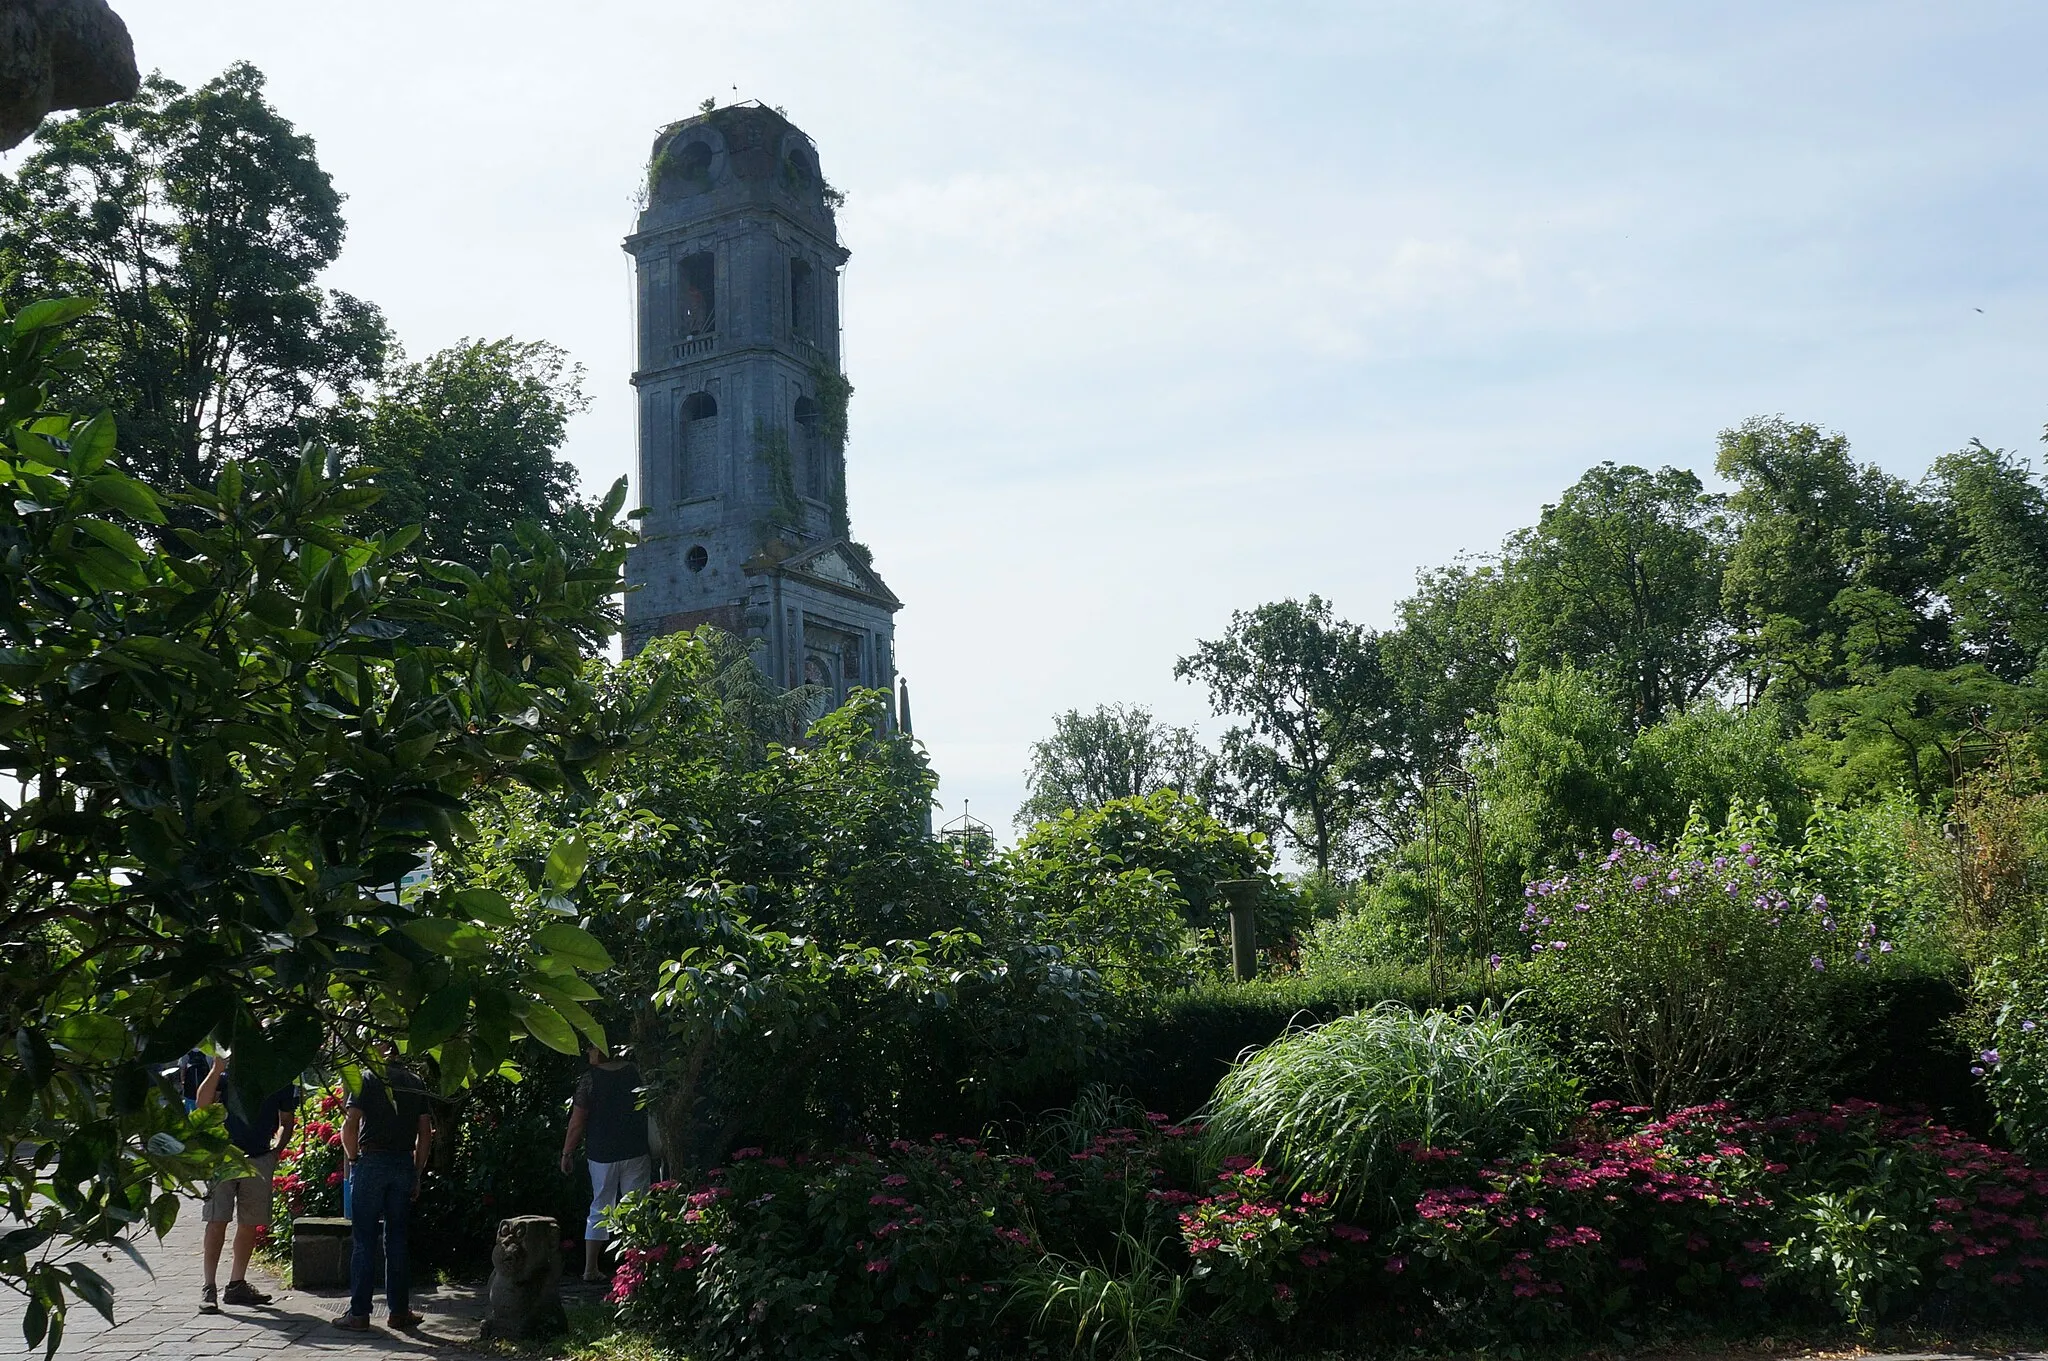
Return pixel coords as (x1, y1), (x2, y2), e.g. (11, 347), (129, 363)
(1198, 1003), (1576, 1216)
(1523, 804), (1891, 1114)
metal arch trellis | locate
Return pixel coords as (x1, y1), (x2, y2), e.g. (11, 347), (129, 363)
(1419, 765), (1487, 1000)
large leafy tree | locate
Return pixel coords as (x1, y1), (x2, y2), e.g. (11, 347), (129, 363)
(0, 297), (632, 1348)
(1928, 440), (2048, 683)
(1383, 559), (1517, 776)
(351, 338), (594, 575)
(1501, 462), (1734, 728)
(0, 63), (389, 493)
(1176, 596), (1407, 876)
(1716, 416), (1947, 700)
(1014, 702), (1219, 829)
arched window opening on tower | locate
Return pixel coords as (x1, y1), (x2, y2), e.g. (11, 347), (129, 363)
(784, 148), (814, 191)
(794, 396), (822, 499)
(678, 392), (719, 499)
(679, 252), (716, 338)
(788, 258), (816, 344)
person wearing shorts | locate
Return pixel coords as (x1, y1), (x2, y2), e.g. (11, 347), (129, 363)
(193, 1054), (297, 1314)
(559, 1045), (651, 1281)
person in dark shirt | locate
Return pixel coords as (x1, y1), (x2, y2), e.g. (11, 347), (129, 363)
(559, 1044), (651, 1281)
(193, 1053), (297, 1314)
(334, 1058), (433, 1332)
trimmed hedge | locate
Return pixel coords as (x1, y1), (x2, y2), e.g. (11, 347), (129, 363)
(1118, 965), (1990, 1133)
(1115, 967), (1509, 1119)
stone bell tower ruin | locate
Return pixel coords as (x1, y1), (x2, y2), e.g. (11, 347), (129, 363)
(621, 104), (901, 708)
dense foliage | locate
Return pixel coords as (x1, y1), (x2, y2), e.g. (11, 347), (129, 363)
(0, 295), (635, 1346)
(0, 65), (390, 491)
(606, 1097), (2048, 1359)
(1198, 1005), (1575, 1215)
(348, 337), (602, 576)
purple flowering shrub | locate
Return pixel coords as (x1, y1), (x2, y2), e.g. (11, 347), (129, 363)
(1976, 956), (2048, 1159)
(1523, 808), (1890, 1112)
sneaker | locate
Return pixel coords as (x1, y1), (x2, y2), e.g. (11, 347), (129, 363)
(199, 1284), (219, 1315)
(333, 1313), (371, 1331)
(222, 1279), (272, 1306)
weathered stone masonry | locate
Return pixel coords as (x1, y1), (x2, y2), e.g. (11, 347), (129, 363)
(621, 104), (900, 707)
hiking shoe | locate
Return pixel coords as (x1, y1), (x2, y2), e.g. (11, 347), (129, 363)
(222, 1279), (272, 1306)
(388, 1311), (424, 1330)
(199, 1284), (219, 1314)
(333, 1313), (371, 1331)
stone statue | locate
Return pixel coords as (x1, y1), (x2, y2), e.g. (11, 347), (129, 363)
(1, 0), (139, 151)
(479, 1215), (567, 1340)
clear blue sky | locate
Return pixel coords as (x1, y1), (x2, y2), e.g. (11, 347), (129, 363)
(30, 1), (2048, 833)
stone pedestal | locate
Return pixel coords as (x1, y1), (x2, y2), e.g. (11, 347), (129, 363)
(291, 1217), (352, 1289)
(480, 1215), (566, 1339)
(1217, 878), (1262, 982)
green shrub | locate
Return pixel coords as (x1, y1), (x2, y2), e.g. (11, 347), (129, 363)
(1115, 966), (1508, 1119)
(1978, 956), (2048, 1158)
(1010, 790), (1304, 978)
(1198, 1002), (1577, 1217)
(1298, 879), (1431, 974)
(607, 1124), (1188, 1361)
(1792, 791), (1958, 971)
(1522, 808), (1890, 1113)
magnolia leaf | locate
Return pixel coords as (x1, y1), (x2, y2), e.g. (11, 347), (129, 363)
(50, 1014), (126, 1064)
(69, 412), (116, 473)
(453, 887), (516, 927)
(140, 986), (235, 1062)
(83, 472), (164, 524)
(536, 922), (613, 973)
(398, 918), (463, 955)
(521, 1000), (579, 1055)
(543, 833), (589, 893)
(408, 985), (469, 1051)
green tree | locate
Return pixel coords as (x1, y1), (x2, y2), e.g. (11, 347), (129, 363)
(1927, 439), (2048, 683)
(1176, 597), (1407, 876)
(1383, 559), (1516, 775)
(0, 64), (390, 494)
(353, 338), (595, 575)
(1800, 664), (2047, 804)
(0, 296), (632, 1347)
(1501, 462), (1734, 728)
(1013, 789), (1284, 928)
(1014, 703), (1219, 829)
(1472, 665), (1634, 898)
(1717, 416), (1946, 700)
(451, 635), (1108, 1163)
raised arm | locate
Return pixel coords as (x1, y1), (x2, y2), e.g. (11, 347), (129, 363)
(194, 1054), (225, 1109)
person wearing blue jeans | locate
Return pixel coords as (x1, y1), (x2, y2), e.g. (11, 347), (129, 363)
(335, 1064), (433, 1332)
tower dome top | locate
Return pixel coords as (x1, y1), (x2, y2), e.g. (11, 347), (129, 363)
(641, 103), (837, 233)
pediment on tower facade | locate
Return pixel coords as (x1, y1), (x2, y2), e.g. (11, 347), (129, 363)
(772, 539), (901, 608)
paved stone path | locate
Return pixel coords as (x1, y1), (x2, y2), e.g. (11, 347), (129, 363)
(0, 1215), (494, 1358)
